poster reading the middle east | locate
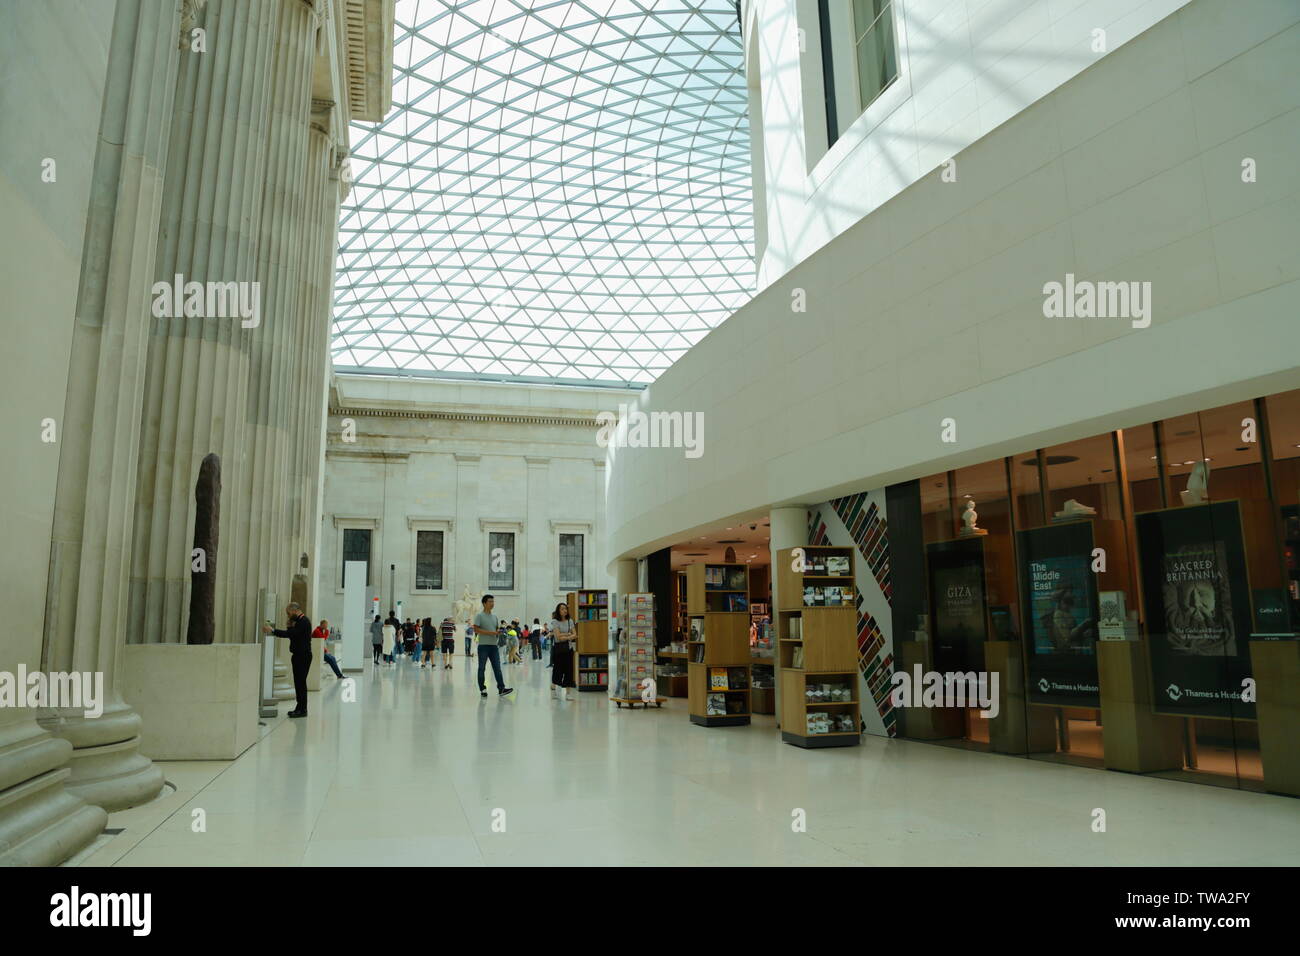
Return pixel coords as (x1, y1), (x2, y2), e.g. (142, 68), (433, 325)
(1018, 521), (1100, 707)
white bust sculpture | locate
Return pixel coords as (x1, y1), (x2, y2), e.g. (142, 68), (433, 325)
(1181, 461), (1210, 506)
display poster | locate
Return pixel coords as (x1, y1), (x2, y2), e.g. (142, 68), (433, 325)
(1135, 501), (1254, 719)
(1018, 522), (1100, 706)
(927, 538), (988, 674)
(1097, 590), (1129, 641)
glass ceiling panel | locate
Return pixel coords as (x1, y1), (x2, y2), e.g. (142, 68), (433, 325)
(332, 0), (755, 388)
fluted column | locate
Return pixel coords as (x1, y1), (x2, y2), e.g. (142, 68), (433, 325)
(234, 0), (320, 667)
(29, 0), (184, 816)
(294, 111), (343, 612)
(129, 0), (282, 656)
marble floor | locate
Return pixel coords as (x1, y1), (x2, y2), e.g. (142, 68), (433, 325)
(77, 653), (1300, 866)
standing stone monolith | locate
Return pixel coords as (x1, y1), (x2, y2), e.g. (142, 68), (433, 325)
(186, 453), (221, 645)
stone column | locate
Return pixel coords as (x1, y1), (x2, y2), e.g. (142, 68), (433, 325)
(33, 0), (184, 813)
(129, 0), (282, 652)
(232, 0), (320, 664)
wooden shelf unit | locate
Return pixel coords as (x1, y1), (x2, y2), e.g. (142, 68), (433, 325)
(776, 546), (862, 748)
(686, 563), (751, 727)
(569, 589), (609, 692)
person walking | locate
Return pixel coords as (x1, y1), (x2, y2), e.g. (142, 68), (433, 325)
(550, 601), (576, 700)
(370, 615), (383, 666)
(440, 616), (456, 669)
(464, 621), (474, 658)
(506, 620), (521, 664)
(420, 617), (438, 667)
(315, 618), (345, 679)
(531, 618), (544, 660)
(381, 616), (397, 665)
(264, 602), (312, 717)
(473, 594), (513, 698)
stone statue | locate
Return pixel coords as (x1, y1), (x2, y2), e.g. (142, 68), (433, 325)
(186, 453), (220, 645)
(452, 585), (477, 625)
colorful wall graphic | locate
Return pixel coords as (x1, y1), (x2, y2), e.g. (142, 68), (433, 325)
(809, 490), (896, 737)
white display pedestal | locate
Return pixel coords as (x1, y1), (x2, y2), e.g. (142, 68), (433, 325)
(259, 589), (279, 718)
(342, 561), (366, 672)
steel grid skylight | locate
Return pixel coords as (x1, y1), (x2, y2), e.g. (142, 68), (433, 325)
(331, 0), (755, 387)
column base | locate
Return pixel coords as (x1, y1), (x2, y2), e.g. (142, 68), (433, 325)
(272, 659), (295, 701)
(0, 719), (107, 865)
(39, 696), (166, 812)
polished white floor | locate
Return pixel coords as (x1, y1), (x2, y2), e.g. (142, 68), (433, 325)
(82, 652), (1300, 866)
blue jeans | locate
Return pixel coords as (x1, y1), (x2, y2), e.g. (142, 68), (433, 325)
(323, 652), (344, 678)
(465, 637), (472, 655)
(477, 644), (505, 693)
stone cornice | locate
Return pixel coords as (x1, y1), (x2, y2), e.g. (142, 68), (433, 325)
(344, 0), (394, 122)
(329, 404), (601, 428)
(324, 449), (409, 463)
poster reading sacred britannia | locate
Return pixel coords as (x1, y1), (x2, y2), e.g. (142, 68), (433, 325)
(1135, 501), (1254, 719)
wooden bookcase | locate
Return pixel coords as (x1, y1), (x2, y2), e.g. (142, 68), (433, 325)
(655, 571), (689, 698)
(568, 589), (609, 692)
(776, 546), (862, 748)
(686, 563), (751, 727)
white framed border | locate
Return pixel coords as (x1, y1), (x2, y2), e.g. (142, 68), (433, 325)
(549, 519), (592, 595)
(407, 515), (454, 595)
(331, 516), (381, 595)
(479, 518), (524, 596)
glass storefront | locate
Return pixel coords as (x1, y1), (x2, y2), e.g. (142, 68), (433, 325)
(891, 389), (1300, 794)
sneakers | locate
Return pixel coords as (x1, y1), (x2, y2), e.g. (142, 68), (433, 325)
(480, 689), (488, 698)
(288, 710), (307, 718)
(564, 690), (575, 700)
(499, 687), (515, 697)
(551, 685), (560, 698)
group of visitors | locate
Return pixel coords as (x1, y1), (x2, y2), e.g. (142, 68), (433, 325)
(263, 594), (584, 715)
(352, 594), (580, 701)
(368, 612), (460, 668)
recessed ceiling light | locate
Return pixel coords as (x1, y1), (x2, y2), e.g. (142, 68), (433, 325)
(1183, 460), (1195, 465)
(1150, 456), (1158, 460)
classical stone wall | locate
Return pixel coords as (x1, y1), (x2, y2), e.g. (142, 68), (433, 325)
(317, 375), (619, 631)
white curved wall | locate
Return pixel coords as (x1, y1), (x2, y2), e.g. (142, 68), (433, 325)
(607, 0), (1300, 566)
(749, 0), (1249, 289)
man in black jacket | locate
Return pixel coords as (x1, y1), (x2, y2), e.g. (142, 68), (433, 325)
(263, 603), (312, 718)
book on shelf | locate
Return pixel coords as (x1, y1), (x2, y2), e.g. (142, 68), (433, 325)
(706, 693), (726, 716)
(726, 594), (748, 612)
(726, 567), (747, 590)
(802, 585), (816, 606)
(705, 567), (724, 588)
(792, 646), (805, 669)
(788, 617), (802, 639)
(689, 618), (704, 643)
(826, 588), (841, 606)
(825, 555), (849, 576)
(709, 668), (729, 690)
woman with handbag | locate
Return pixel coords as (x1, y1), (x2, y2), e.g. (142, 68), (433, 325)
(549, 601), (576, 700)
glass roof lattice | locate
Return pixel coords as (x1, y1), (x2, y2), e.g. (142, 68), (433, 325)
(331, 0), (755, 388)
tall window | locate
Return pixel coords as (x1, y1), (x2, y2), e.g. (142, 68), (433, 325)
(415, 530), (444, 590)
(818, 0), (898, 146)
(341, 528), (372, 587)
(488, 531), (515, 590)
(559, 533), (584, 590)
(852, 0), (897, 112)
